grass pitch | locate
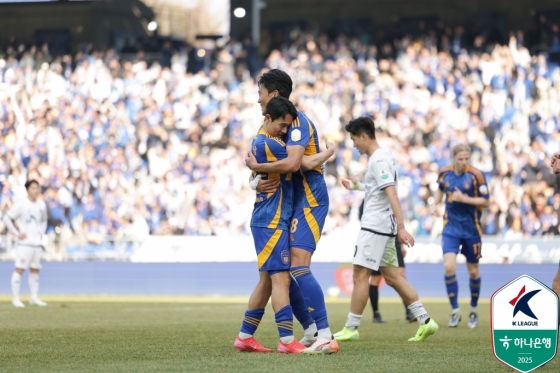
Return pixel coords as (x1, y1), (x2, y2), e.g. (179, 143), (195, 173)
(0, 298), (558, 373)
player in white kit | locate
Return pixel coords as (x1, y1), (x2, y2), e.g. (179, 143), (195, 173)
(333, 117), (438, 342)
(3, 180), (48, 308)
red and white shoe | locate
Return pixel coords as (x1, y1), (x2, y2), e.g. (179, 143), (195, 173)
(302, 338), (340, 354)
(233, 336), (273, 353)
(277, 339), (306, 354)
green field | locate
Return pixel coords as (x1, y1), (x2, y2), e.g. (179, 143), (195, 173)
(0, 298), (558, 373)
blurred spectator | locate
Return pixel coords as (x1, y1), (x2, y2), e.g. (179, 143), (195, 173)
(0, 19), (560, 251)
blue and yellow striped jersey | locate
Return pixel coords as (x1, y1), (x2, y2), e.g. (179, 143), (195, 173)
(438, 165), (489, 238)
(286, 112), (329, 209)
(250, 129), (294, 231)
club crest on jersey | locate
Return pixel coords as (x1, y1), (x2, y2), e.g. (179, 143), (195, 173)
(291, 129), (301, 142)
(281, 250), (290, 265)
(464, 182), (471, 190)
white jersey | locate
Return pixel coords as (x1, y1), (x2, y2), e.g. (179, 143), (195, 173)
(361, 147), (398, 235)
(5, 198), (48, 247)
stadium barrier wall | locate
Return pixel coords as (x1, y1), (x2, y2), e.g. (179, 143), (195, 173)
(1, 236), (558, 297)
(0, 262), (557, 299)
(130, 235), (560, 264)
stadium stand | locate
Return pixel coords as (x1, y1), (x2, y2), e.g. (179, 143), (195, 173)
(0, 18), (560, 256)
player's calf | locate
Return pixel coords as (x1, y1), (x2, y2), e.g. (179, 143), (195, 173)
(271, 271), (306, 354)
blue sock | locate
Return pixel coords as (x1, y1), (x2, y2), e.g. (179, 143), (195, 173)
(291, 266), (329, 332)
(289, 275), (314, 330)
(275, 305), (294, 338)
(239, 308), (264, 336)
(445, 274), (459, 310)
(470, 277), (481, 309)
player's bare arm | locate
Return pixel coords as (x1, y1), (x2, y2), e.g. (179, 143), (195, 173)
(301, 141), (335, 171)
(341, 177), (363, 191)
(430, 189), (444, 216)
(384, 185), (415, 247)
(451, 187), (490, 208)
(246, 145), (305, 174)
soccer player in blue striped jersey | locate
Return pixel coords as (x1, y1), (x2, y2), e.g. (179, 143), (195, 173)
(245, 69), (338, 355)
(432, 144), (490, 329)
(234, 97), (306, 354)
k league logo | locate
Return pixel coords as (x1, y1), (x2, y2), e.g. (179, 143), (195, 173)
(491, 275), (559, 373)
(509, 285), (541, 326)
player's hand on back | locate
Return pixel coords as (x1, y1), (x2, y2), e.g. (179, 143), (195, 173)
(245, 151), (258, 171)
(341, 177), (357, 190)
(18, 232), (27, 240)
(256, 178), (280, 193)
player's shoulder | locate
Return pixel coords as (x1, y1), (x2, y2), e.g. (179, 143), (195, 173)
(437, 165), (454, 177)
(466, 166), (486, 184)
(254, 131), (285, 147)
(292, 111), (314, 129)
(371, 147), (394, 162)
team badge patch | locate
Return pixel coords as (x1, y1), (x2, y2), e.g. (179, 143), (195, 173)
(281, 250), (290, 265)
(380, 169), (389, 181)
(291, 129), (301, 142)
(479, 185), (488, 195)
(464, 182), (471, 190)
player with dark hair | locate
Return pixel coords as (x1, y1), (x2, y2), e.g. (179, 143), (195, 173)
(234, 96), (307, 354)
(432, 144), (490, 328)
(334, 117), (438, 342)
(3, 180), (48, 308)
(246, 69), (338, 354)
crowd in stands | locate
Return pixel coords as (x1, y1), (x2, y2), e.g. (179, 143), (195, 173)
(1, 16), (560, 251)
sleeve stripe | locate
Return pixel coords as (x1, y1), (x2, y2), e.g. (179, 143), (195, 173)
(466, 166), (485, 184)
(378, 182), (396, 190)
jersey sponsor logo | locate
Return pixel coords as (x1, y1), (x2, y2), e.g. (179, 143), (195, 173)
(291, 129), (301, 142)
(479, 185), (488, 195)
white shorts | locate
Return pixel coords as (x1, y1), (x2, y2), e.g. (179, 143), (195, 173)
(353, 229), (398, 271)
(15, 245), (42, 270)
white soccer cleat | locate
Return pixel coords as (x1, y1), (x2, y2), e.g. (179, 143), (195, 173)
(12, 299), (25, 308)
(299, 335), (317, 347)
(302, 338), (340, 354)
(29, 298), (48, 307)
(448, 312), (461, 327)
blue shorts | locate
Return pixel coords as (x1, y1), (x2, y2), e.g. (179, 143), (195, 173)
(442, 234), (482, 264)
(251, 227), (290, 275)
(289, 205), (328, 253)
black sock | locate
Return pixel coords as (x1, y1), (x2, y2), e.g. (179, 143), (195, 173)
(369, 285), (379, 314)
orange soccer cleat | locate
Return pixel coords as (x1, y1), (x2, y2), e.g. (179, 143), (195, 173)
(233, 336), (273, 353)
(277, 339), (307, 354)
